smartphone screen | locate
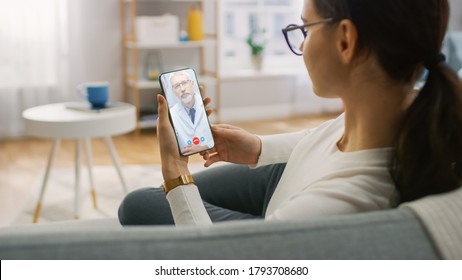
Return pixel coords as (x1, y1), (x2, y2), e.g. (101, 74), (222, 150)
(159, 68), (215, 156)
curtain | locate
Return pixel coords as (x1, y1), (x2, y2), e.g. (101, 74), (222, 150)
(0, 0), (69, 138)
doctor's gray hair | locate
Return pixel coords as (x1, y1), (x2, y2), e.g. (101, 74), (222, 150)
(169, 70), (192, 88)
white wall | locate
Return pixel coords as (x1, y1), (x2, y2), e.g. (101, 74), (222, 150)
(67, 0), (123, 102)
(449, 0), (462, 30)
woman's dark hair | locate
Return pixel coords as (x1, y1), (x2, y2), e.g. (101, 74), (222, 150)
(313, 0), (462, 202)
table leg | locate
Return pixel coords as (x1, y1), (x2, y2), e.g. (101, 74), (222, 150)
(104, 136), (128, 194)
(84, 138), (97, 208)
(74, 138), (82, 220)
(33, 138), (61, 223)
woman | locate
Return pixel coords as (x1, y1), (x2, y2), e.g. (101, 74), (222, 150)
(119, 0), (462, 225)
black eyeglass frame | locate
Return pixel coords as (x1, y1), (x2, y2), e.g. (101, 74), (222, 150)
(282, 18), (334, 56)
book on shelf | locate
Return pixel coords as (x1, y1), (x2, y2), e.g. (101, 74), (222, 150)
(140, 113), (158, 122)
(65, 102), (131, 113)
(139, 113), (158, 128)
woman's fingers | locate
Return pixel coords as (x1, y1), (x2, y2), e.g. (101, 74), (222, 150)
(212, 123), (242, 131)
(199, 84), (205, 95)
(202, 95), (213, 117)
(204, 153), (221, 167)
(203, 96), (211, 106)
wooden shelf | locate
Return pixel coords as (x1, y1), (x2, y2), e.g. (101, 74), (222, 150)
(220, 68), (300, 81)
(128, 75), (216, 89)
(139, 113), (158, 129)
(125, 0), (203, 3)
(125, 39), (215, 50)
(121, 0), (220, 133)
(127, 79), (161, 90)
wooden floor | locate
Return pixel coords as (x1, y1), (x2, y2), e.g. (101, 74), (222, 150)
(0, 113), (338, 225)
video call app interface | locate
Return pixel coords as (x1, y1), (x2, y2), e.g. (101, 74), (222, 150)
(160, 68), (214, 155)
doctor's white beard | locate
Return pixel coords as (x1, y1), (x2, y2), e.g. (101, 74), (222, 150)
(181, 93), (193, 104)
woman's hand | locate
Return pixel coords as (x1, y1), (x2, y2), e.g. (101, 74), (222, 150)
(181, 145), (210, 155)
(202, 124), (262, 167)
(200, 88), (261, 167)
(157, 94), (190, 181)
(157, 85), (211, 180)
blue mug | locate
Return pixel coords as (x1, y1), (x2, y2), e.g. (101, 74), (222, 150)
(77, 81), (109, 108)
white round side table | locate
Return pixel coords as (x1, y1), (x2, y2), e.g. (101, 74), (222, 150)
(22, 102), (136, 222)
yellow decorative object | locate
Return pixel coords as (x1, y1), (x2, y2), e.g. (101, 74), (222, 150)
(148, 70), (160, 80)
(187, 6), (204, 41)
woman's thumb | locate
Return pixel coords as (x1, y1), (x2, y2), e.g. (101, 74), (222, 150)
(157, 94), (170, 127)
(157, 95), (167, 116)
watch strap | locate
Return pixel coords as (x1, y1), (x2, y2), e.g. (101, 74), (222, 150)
(163, 174), (195, 193)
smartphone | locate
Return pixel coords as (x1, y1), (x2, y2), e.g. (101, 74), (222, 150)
(159, 68), (215, 156)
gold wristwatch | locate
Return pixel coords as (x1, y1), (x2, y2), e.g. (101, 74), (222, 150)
(163, 174), (195, 194)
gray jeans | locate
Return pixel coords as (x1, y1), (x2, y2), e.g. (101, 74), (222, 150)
(118, 163), (286, 225)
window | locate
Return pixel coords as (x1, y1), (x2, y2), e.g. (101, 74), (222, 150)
(0, 0), (67, 88)
(220, 0), (303, 72)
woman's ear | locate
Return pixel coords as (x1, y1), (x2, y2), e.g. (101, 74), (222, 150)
(336, 19), (358, 64)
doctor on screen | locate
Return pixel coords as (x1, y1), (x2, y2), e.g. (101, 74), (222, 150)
(166, 70), (214, 155)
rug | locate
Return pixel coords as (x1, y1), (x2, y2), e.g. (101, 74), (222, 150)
(14, 163), (209, 224)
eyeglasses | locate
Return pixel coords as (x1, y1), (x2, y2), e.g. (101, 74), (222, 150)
(282, 18), (333, 56)
(172, 80), (192, 90)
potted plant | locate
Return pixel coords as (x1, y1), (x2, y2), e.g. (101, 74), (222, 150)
(246, 30), (265, 70)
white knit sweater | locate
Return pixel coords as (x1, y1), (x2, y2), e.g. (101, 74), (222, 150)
(166, 114), (462, 259)
(167, 114), (398, 224)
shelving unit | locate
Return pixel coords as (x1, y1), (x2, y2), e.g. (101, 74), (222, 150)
(120, 0), (220, 132)
(120, 0), (330, 127)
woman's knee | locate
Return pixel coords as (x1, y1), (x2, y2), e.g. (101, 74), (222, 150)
(118, 187), (174, 226)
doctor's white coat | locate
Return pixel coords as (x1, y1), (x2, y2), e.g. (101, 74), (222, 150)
(169, 93), (214, 154)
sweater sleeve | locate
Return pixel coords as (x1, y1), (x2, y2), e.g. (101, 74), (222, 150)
(166, 184), (212, 225)
(254, 130), (312, 168)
